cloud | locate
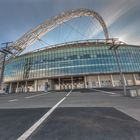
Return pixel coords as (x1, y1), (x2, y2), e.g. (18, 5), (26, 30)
(101, 0), (135, 26)
(112, 20), (140, 45)
(0, 0), (140, 48)
(86, 0), (140, 39)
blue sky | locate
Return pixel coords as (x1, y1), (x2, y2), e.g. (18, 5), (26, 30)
(0, 0), (140, 52)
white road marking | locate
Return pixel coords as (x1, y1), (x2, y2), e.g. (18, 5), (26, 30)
(109, 94), (121, 97)
(17, 89), (72, 140)
(66, 89), (72, 97)
(25, 93), (48, 99)
(90, 88), (117, 95)
(8, 99), (18, 102)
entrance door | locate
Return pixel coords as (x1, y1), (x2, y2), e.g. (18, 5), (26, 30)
(61, 78), (72, 90)
(73, 77), (84, 89)
(51, 77), (84, 90)
(12, 83), (17, 93)
(60, 77), (84, 90)
(27, 81), (34, 92)
(18, 82), (26, 93)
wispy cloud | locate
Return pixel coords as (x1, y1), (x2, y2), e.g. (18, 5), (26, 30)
(86, 0), (140, 40)
(101, 0), (137, 27)
(112, 19), (140, 45)
(0, 0), (140, 48)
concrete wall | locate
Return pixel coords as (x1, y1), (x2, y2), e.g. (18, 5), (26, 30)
(125, 74), (134, 86)
(112, 75), (122, 87)
(100, 75), (112, 87)
(86, 76), (99, 88)
(134, 74), (140, 85)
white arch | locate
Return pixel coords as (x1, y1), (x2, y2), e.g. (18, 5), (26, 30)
(11, 9), (109, 52)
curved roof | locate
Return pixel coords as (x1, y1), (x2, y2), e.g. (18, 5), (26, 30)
(12, 39), (127, 59)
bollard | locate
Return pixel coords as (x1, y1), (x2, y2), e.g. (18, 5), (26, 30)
(130, 89), (137, 97)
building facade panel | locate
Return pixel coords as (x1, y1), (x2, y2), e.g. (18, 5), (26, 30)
(3, 43), (140, 92)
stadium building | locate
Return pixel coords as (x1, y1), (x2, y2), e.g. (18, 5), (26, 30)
(2, 9), (140, 93)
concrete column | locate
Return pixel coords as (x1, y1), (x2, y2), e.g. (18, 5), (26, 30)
(9, 83), (12, 93)
(98, 75), (101, 87)
(58, 77), (61, 90)
(71, 77), (74, 89)
(123, 74), (127, 86)
(25, 81), (27, 92)
(133, 74), (137, 85)
(48, 79), (52, 91)
(111, 75), (115, 87)
(16, 82), (19, 93)
(36, 80), (38, 92)
(34, 80), (38, 92)
(84, 76), (87, 88)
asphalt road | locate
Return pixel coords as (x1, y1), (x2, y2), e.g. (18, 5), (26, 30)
(0, 88), (140, 140)
(28, 107), (140, 140)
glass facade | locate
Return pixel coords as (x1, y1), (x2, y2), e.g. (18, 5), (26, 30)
(3, 44), (140, 82)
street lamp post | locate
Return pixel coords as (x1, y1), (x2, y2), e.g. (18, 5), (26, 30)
(113, 48), (127, 96)
(109, 39), (127, 96)
(0, 53), (6, 85)
(0, 42), (13, 93)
